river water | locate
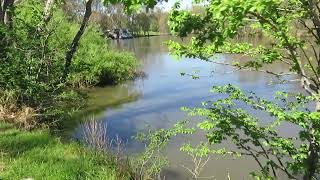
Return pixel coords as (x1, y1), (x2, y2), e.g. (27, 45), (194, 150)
(73, 36), (304, 179)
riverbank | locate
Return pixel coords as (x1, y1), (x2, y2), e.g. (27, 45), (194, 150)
(0, 123), (130, 180)
(132, 31), (172, 38)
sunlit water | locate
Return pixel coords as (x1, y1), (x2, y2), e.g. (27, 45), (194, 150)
(72, 36), (304, 179)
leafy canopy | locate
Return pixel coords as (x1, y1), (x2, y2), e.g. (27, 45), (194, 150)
(168, 0), (320, 98)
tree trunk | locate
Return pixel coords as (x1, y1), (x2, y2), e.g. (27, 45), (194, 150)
(304, 141), (319, 180)
(0, 0), (3, 23)
(64, 0), (93, 79)
(0, 0), (6, 24)
(43, 0), (54, 23)
(0, 0), (14, 27)
(4, 0), (13, 27)
(316, 100), (320, 112)
(303, 100), (320, 180)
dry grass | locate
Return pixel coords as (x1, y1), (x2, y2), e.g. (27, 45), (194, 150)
(0, 105), (36, 130)
(80, 117), (136, 178)
(0, 161), (5, 173)
(0, 162), (5, 172)
(81, 117), (111, 151)
(0, 90), (37, 130)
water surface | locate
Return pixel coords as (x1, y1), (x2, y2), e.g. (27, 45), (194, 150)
(74, 36), (303, 179)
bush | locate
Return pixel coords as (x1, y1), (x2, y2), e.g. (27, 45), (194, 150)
(67, 26), (139, 88)
(0, 0), (80, 127)
(0, 0), (139, 127)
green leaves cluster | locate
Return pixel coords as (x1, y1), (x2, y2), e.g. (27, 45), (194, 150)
(167, 0), (320, 94)
(133, 121), (194, 179)
(143, 85), (320, 179)
(103, 0), (166, 13)
(67, 25), (139, 88)
(165, 0), (320, 179)
(179, 84), (319, 179)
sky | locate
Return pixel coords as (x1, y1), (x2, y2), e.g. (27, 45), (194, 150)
(156, 0), (193, 11)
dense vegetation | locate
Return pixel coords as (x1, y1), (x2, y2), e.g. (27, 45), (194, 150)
(162, 0), (320, 179)
(0, 0), (167, 179)
(0, 0), (139, 128)
(3, 0), (320, 179)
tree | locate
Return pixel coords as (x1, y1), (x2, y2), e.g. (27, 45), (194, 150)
(0, 0), (14, 27)
(64, 0), (93, 78)
(136, 12), (151, 36)
(167, 0), (320, 179)
(168, 0), (320, 111)
(153, 7), (169, 34)
(64, 0), (164, 77)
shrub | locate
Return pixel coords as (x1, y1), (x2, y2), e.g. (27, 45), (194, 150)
(0, 0), (81, 127)
(67, 26), (139, 88)
(0, 0), (139, 127)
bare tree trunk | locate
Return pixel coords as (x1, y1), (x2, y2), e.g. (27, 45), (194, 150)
(43, 0), (54, 23)
(0, 0), (14, 26)
(303, 100), (320, 180)
(0, 0), (6, 24)
(64, 0), (93, 79)
(4, 0), (13, 27)
(316, 100), (320, 112)
(0, 0), (3, 23)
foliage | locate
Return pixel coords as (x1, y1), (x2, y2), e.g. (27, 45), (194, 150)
(69, 1), (169, 36)
(0, 0), (85, 127)
(132, 121), (194, 179)
(134, 12), (152, 35)
(159, 85), (319, 179)
(184, 85), (320, 179)
(0, 122), (130, 180)
(167, 1), (320, 179)
(168, 0), (320, 100)
(0, 0), (140, 127)
(67, 25), (140, 88)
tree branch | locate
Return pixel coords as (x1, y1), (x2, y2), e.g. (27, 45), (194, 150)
(63, 0), (93, 79)
(207, 59), (296, 77)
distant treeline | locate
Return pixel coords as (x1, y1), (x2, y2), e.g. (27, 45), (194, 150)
(64, 0), (171, 36)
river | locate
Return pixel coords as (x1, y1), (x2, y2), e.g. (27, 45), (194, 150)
(72, 36), (304, 179)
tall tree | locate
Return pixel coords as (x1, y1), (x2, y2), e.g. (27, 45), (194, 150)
(168, 1), (320, 179)
(64, 0), (93, 78)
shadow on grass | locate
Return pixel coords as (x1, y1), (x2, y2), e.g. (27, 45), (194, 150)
(0, 126), (51, 158)
(0, 123), (121, 180)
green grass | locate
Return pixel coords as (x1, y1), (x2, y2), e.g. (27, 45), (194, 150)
(0, 123), (127, 180)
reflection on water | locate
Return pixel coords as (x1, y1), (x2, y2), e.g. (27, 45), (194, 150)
(73, 36), (304, 179)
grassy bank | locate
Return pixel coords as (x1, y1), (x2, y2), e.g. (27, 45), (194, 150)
(0, 123), (129, 180)
(133, 31), (161, 37)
